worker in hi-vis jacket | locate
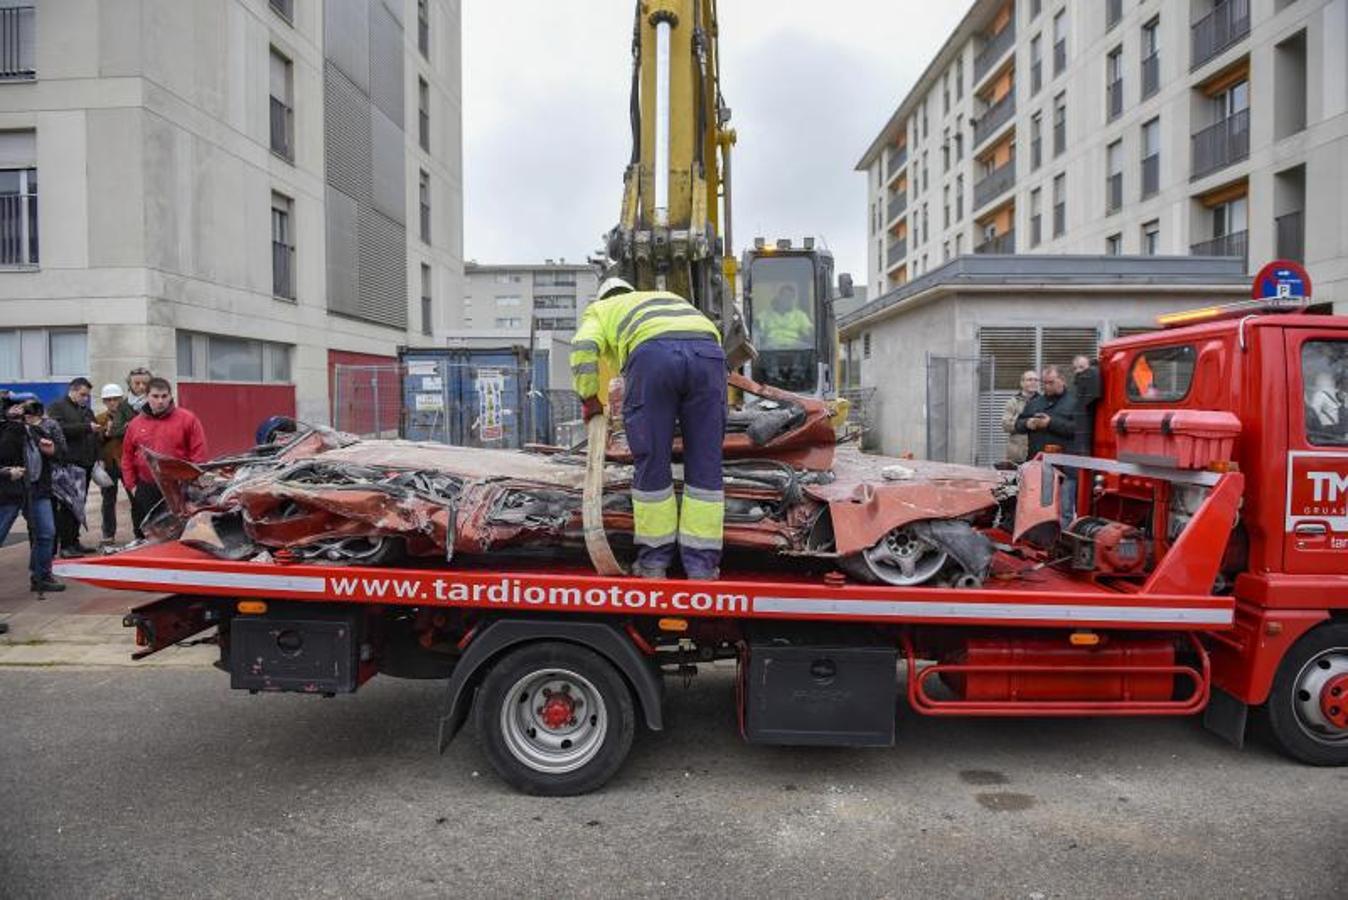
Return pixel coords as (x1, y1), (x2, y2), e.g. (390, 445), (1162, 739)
(570, 277), (727, 580)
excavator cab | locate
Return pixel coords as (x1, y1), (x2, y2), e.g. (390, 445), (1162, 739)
(742, 239), (849, 397)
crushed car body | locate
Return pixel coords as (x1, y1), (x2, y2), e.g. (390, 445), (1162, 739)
(143, 376), (1018, 587)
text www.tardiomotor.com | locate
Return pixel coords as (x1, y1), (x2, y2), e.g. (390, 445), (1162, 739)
(328, 575), (750, 614)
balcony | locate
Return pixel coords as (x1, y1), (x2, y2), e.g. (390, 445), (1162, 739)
(887, 144), (908, 175)
(1192, 0), (1249, 71)
(1276, 211), (1303, 261)
(975, 229), (1015, 254)
(272, 240), (295, 300)
(1107, 79), (1123, 121)
(0, 5), (34, 80)
(886, 238), (907, 268)
(887, 190), (908, 223)
(1106, 172), (1123, 213)
(1053, 39), (1066, 75)
(973, 93), (1015, 148)
(1191, 229), (1248, 266)
(1141, 51), (1160, 99)
(0, 192), (38, 266)
(974, 21), (1016, 85)
(974, 159), (1015, 211)
(1191, 108), (1249, 180)
(1141, 153), (1160, 198)
(269, 96), (294, 161)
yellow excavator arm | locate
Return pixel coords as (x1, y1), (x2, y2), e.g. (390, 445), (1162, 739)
(607, 0), (743, 352)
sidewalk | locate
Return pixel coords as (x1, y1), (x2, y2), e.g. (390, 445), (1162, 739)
(0, 492), (214, 668)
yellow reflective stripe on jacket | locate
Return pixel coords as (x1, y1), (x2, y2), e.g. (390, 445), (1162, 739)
(678, 487), (724, 549)
(569, 290), (719, 398)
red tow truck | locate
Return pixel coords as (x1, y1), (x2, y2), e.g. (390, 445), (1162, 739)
(59, 270), (1347, 795)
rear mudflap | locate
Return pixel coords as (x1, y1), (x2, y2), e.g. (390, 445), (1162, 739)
(123, 595), (218, 660)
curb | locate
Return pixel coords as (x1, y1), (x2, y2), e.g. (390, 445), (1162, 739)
(0, 612), (216, 669)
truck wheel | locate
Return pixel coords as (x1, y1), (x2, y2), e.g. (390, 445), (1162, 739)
(1264, 622), (1348, 766)
(473, 641), (635, 795)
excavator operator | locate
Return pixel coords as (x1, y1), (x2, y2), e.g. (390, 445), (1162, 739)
(570, 277), (727, 580)
(758, 284), (814, 349)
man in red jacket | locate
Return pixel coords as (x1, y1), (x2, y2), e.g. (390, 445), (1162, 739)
(122, 377), (208, 539)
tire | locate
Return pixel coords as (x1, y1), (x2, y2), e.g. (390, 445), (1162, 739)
(1263, 622), (1348, 766)
(473, 641), (636, 795)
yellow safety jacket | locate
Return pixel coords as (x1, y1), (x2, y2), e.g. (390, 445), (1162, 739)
(569, 291), (721, 399)
(758, 307), (813, 349)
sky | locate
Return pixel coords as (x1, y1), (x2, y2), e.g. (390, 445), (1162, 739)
(461, 1), (971, 288)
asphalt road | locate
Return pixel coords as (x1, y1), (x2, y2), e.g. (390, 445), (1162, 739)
(1, 667), (1343, 899)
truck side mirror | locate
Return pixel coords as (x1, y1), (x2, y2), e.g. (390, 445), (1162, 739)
(837, 273), (854, 299)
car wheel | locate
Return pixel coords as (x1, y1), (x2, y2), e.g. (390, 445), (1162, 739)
(841, 523), (950, 586)
(474, 641), (636, 795)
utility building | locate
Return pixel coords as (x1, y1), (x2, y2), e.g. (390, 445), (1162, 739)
(0, 0), (463, 453)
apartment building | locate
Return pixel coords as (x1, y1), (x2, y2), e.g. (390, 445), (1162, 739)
(0, 0), (464, 452)
(459, 261), (600, 337)
(858, 0), (1347, 313)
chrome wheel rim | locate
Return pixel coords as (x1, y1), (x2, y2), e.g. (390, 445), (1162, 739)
(860, 525), (948, 586)
(500, 668), (608, 774)
(1292, 647), (1348, 745)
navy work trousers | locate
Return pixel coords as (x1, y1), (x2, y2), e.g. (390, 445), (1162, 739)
(622, 337), (727, 578)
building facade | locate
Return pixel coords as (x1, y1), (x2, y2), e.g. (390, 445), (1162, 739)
(0, 0), (463, 452)
(838, 256), (1251, 462)
(459, 261), (600, 337)
(858, 0), (1347, 313)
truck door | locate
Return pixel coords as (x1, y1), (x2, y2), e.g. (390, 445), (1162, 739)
(1283, 329), (1348, 575)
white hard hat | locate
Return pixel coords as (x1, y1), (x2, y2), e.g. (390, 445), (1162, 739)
(597, 276), (635, 300)
(100, 383), (125, 399)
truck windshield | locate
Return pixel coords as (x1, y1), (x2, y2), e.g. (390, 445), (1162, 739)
(1303, 340), (1347, 446)
(749, 256), (816, 351)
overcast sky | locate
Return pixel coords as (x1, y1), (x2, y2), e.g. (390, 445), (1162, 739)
(461, 1), (970, 287)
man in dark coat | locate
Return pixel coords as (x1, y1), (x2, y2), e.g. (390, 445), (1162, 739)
(0, 394), (65, 594)
(47, 377), (100, 557)
(1016, 365), (1080, 527)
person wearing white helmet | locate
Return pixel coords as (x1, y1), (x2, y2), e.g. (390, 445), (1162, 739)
(94, 383), (127, 545)
(570, 274), (727, 580)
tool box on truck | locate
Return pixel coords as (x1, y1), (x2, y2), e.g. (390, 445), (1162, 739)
(1110, 409), (1240, 469)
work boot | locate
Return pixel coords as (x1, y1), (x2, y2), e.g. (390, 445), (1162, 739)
(30, 576), (66, 594)
(0, 621), (8, 635)
(59, 545), (90, 559)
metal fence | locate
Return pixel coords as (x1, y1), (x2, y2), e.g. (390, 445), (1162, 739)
(838, 387), (880, 453)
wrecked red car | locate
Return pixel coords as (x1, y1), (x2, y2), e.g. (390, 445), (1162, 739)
(144, 376), (1014, 587)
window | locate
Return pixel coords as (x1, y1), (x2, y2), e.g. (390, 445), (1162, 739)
(943, 72), (950, 114)
(0, 154), (38, 267)
(417, 0), (430, 58)
(418, 77), (430, 152)
(942, 128), (950, 172)
(1029, 187), (1042, 247)
(420, 263), (433, 336)
(1141, 17), (1160, 99)
(1030, 112), (1042, 170)
(177, 331), (292, 383)
(269, 48), (294, 161)
(494, 317), (523, 329)
(1218, 79), (1250, 119)
(922, 152), (929, 192)
(1212, 195), (1248, 238)
(269, 0), (293, 23)
(1106, 140), (1123, 213)
(1107, 0), (1122, 30)
(1052, 93), (1066, 157)
(943, 240), (950, 262)
(955, 174), (964, 220)
(863, 332), (871, 359)
(1030, 0), (1042, 18)
(1127, 345), (1196, 402)
(954, 115), (964, 161)
(922, 203), (929, 242)
(271, 192), (294, 300)
(419, 170), (431, 243)
(1106, 46), (1123, 121)
(1106, 233), (1123, 255)
(943, 185), (950, 229)
(1052, 173), (1066, 237)
(1141, 117), (1160, 197)
(1302, 341), (1348, 445)
(955, 57), (964, 99)
(0, 3), (34, 80)
(1142, 219), (1160, 255)
(496, 295), (522, 307)
(1030, 34), (1043, 95)
(955, 233), (963, 256)
(0, 327), (87, 379)
(1052, 10), (1067, 75)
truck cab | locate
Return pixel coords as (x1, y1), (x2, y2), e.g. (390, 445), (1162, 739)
(1093, 301), (1348, 763)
